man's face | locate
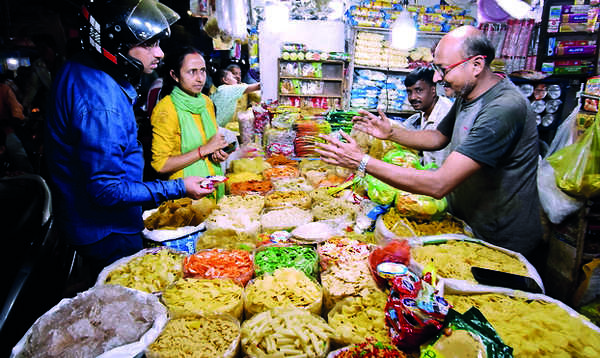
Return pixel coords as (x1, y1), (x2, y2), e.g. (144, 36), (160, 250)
(172, 53), (206, 96)
(406, 80), (437, 111)
(128, 39), (164, 74)
(229, 67), (242, 84)
(432, 39), (476, 99)
(223, 70), (238, 85)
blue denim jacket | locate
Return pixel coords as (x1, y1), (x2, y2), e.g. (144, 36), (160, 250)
(45, 58), (185, 246)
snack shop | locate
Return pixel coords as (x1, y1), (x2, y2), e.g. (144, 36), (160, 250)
(2, 0), (600, 357)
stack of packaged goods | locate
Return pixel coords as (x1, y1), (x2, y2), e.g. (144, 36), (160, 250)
(351, 69), (385, 111)
(354, 31), (388, 68)
(380, 74), (408, 112)
(346, 2), (475, 32)
(293, 116), (331, 157)
(542, 3), (599, 75)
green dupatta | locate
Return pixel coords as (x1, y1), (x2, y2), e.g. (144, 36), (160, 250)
(170, 86), (224, 199)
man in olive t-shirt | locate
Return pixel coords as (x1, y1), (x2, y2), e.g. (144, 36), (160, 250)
(314, 26), (542, 256)
(437, 79), (542, 254)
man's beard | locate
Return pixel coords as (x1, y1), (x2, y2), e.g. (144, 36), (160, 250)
(456, 81), (476, 100)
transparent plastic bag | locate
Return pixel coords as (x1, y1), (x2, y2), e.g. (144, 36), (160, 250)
(547, 117), (600, 198)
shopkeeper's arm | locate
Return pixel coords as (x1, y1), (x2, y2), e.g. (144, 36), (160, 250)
(314, 132), (481, 199)
(353, 109), (449, 151)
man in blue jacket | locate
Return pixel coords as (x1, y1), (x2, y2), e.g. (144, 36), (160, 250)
(45, 0), (214, 275)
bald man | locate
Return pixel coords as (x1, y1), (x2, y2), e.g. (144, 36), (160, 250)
(316, 26), (542, 256)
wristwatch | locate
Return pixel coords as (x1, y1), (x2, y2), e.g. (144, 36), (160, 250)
(357, 154), (370, 177)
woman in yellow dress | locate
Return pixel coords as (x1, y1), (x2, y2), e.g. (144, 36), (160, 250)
(150, 47), (229, 198)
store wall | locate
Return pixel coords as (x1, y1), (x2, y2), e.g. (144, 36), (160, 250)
(259, 20), (345, 101)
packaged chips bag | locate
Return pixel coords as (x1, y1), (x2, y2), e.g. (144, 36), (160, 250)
(384, 265), (450, 349)
(420, 307), (513, 358)
(395, 190), (447, 221)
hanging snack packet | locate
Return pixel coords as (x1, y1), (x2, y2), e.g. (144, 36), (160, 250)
(420, 307), (513, 358)
(385, 265), (450, 349)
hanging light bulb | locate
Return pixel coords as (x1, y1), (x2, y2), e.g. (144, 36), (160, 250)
(264, 0), (290, 33)
(391, 2), (417, 50)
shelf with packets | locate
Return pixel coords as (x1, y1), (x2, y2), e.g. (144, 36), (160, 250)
(277, 58), (346, 109)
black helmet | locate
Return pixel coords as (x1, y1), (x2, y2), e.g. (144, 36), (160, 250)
(80, 0), (180, 81)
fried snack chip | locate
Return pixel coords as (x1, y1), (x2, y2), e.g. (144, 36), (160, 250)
(161, 278), (243, 319)
(266, 154), (297, 167)
(229, 180), (273, 196)
(144, 197), (216, 230)
(263, 165), (300, 180)
(265, 190), (312, 209)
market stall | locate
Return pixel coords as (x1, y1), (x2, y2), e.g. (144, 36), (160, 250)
(11, 0), (600, 357)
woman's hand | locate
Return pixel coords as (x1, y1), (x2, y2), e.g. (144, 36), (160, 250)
(183, 176), (216, 199)
(199, 134), (228, 157)
(353, 109), (393, 140)
(314, 131), (364, 170)
(210, 149), (229, 163)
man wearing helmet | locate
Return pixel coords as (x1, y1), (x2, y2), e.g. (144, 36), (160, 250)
(45, 0), (216, 277)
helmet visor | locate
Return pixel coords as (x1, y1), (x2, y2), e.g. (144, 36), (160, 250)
(126, 0), (180, 44)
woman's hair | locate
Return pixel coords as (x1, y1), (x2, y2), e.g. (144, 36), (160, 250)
(216, 68), (232, 86)
(161, 46), (204, 95)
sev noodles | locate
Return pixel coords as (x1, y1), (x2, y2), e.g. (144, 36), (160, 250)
(446, 293), (600, 357)
(412, 241), (528, 281)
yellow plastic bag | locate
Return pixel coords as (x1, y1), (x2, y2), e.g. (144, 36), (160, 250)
(547, 117), (600, 198)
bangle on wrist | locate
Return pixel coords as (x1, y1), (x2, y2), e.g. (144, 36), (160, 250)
(357, 154), (370, 177)
(197, 146), (205, 159)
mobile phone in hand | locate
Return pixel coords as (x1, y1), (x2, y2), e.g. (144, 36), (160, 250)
(222, 142), (237, 154)
(471, 267), (543, 294)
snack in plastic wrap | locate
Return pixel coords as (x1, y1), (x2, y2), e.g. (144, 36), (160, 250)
(229, 179), (273, 196)
(15, 285), (166, 358)
(244, 268), (323, 318)
(266, 154), (298, 167)
(312, 198), (357, 221)
(161, 278), (243, 319)
(310, 187), (335, 204)
(411, 240), (529, 282)
(365, 175), (399, 205)
(446, 293), (600, 357)
(195, 229), (259, 251)
(144, 197), (216, 230)
(263, 165), (300, 180)
(394, 191), (447, 221)
(254, 245), (319, 279)
(241, 307), (334, 358)
(183, 249), (254, 286)
(420, 307), (513, 358)
(328, 290), (391, 346)
(368, 240), (411, 289)
(382, 209), (467, 237)
(217, 194), (264, 215)
(318, 237), (372, 271)
(146, 314), (240, 358)
(230, 157), (270, 174)
(272, 176), (314, 192)
(321, 259), (380, 313)
(102, 248), (184, 293)
(205, 207), (261, 235)
(328, 338), (407, 358)
(225, 172), (263, 191)
(260, 206), (313, 232)
(265, 190), (312, 209)
(385, 267), (450, 349)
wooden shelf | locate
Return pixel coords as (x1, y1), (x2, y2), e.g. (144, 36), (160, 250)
(279, 93), (343, 98)
(279, 58), (346, 64)
(352, 26), (446, 37)
(280, 76), (344, 81)
(353, 64), (411, 73)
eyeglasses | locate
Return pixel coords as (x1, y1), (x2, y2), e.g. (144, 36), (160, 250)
(431, 55), (486, 79)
